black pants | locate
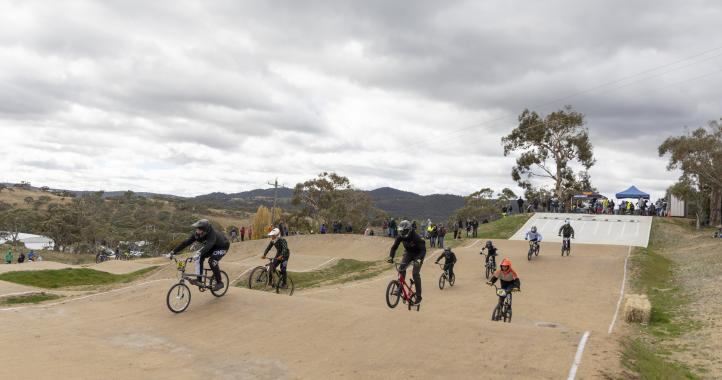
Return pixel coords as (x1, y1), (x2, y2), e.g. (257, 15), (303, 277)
(443, 262), (455, 279)
(200, 250), (226, 283)
(270, 257), (289, 284)
(399, 251), (425, 300)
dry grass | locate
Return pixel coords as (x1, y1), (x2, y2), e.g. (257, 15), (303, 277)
(624, 294), (651, 324)
(0, 187), (70, 210)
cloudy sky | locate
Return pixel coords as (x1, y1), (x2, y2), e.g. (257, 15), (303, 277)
(1, 0), (721, 200)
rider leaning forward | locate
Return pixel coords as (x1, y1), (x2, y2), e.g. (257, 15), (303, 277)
(170, 219), (229, 291)
(387, 220), (426, 305)
(486, 258), (521, 293)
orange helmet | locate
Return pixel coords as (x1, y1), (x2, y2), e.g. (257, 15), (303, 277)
(500, 258), (512, 267)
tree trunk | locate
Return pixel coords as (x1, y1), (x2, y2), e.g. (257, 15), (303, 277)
(696, 212), (701, 230)
(710, 187), (722, 227)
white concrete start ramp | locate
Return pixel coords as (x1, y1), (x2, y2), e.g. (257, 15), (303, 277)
(510, 213), (653, 247)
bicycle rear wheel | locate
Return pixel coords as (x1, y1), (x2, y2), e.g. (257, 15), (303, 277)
(504, 307), (513, 323)
(386, 280), (401, 308)
(166, 283), (191, 313)
(276, 274), (294, 296)
(438, 274), (446, 289)
(210, 270), (230, 297)
(248, 267), (269, 290)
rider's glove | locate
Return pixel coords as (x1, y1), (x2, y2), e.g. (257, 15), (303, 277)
(386, 257), (394, 264)
(486, 281), (493, 286)
(166, 252), (174, 260)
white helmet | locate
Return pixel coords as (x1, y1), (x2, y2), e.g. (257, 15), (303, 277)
(268, 228), (281, 238)
(564, 219), (570, 225)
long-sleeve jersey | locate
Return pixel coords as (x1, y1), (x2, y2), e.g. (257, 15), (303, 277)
(489, 268), (521, 290)
(525, 231), (543, 242)
(481, 246), (498, 257)
(559, 224), (575, 238)
(435, 250), (457, 264)
(173, 227), (230, 257)
(264, 238), (290, 260)
(389, 230), (426, 259)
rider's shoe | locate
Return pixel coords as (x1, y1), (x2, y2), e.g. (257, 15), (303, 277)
(188, 278), (200, 286)
(213, 281), (224, 291)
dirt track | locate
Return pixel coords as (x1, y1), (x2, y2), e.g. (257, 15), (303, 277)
(0, 236), (629, 379)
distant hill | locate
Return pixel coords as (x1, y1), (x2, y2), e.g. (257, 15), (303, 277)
(5, 182), (465, 222)
(195, 186), (464, 221)
(368, 188), (465, 222)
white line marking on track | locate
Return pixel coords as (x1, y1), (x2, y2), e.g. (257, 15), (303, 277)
(608, 246), (631, 334)
(0, 279), (169, 312)
(294, 257), (337, 272)
(567, 331), (591, 380)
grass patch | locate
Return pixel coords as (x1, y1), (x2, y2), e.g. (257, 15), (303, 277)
(0, 292), (62, 305)
(622, 218), (705, 378)
(621, 339), (700, 380)
(290, 259), (388, 290)
(475, 214), (531, 239)
(0, 267), (158, 289)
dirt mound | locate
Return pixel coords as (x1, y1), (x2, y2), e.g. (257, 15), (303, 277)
(91, 260), (158, 275)
(0, 261), (74, 274)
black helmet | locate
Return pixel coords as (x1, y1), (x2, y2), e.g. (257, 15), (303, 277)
(398, 220), (412, 238)
(192, 219), (211, 235)
(486, 240), (493, 247)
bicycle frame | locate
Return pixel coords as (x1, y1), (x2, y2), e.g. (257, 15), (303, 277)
(173, 256), (214, 288)
(395, 263), (416, 303)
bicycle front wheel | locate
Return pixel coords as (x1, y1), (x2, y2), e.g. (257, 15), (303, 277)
(485, 266), (492, 280)
(166, 283), (191, 313)
(527, 249), (533, 261)
(248, 267), (269, 290)
(386, 280), (401, 308)
(438, 274), (446, 290)
(491, 303), (502, 321)
(449, 273), (455, 286)
(211, 270), (230, 297)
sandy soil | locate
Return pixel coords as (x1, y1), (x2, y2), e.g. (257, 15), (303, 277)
(0, 236), (630, 379)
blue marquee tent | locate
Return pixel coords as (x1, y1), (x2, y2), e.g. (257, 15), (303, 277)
(615, 185), (650, 199)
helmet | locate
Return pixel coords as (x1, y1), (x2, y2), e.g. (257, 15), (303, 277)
(398, 220), (412, 238)
(444, 248), (451, 253)
(531, 226), (537, 233)
(192, 219), (211, 237)
(564, 219), (570, 225)
(485, 240), (493, 247)
(268, 228), (281, 238)
(500, 258), (512, 271)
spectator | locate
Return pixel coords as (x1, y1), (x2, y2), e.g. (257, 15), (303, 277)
(248, 226), (253, 240)
(28, 250), (36, 262)
(453, 222), (460, 240)
(429, 224), (438, 248)
(5, 249), (12, 264)
(18, 251), (25, 263)
(472, 218), (479, 238)
(320, 223), (327, 234)
(466, 219), (472, 238)
(438, 224), (447, 248)
(230, 229), (238, 242)
(517, 197), (525, 214)
(382, 220), (389, 235)
(240, 226), (246, 242)
(390, 219), (398, 238)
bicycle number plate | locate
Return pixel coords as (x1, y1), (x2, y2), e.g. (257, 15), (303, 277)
(496, 289), (507, 297)
(177, 262), (186, 270)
